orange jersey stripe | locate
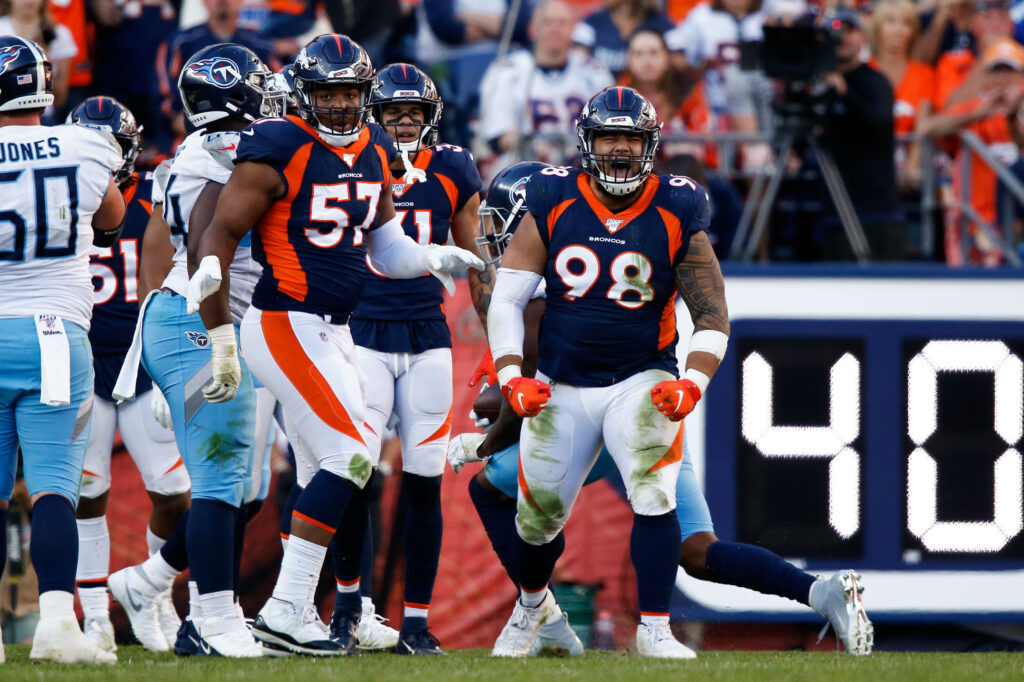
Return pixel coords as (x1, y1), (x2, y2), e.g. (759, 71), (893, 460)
(435, 172), (458, 213)
(644, 424), (684, 477)
(259, 311), (366, 446)
(547, 198), (576, 240)
(416, 407), (453, 446)
(258, 141), (313, 301)
(658, 296), (677, 351)
(577, 173), (660, 232)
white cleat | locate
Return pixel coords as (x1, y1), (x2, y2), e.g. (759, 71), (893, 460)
(356, 598), (399, 650)
(636, 622), (697, 659)
(201, 611), (264, 658)
(157, 588), (181, 645)
(83, 617), (117, 653)
(30, 616), (117, 664)
(492, 592), (556, 658)
(252, 597), (343, 656)
(816, 570), (874, 655)
(108, 566), (170, 651)
(530, 607), (584, 656)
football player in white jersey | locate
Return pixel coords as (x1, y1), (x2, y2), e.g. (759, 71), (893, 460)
(476, 0), (613, 176)
(0, 36), (125, 665)
(107, 43), (284, 658)
(68, 96), (191, 655)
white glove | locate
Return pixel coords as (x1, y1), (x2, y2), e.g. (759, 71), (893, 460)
(447, 432), (487, 474)
(419, 244), (484, 295)
(150, 385), (173, 430)
(469, 409), (493, 430)
(186, 255), (223, 315)
(203, 324), (241, 403)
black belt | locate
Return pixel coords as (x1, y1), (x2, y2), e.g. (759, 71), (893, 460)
(315, 312), (350, 325)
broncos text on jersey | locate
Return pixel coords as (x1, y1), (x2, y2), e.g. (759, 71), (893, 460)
(351, 143), (482, 353)
(239, 116), (398, 318)
(526, 167), (710, 387)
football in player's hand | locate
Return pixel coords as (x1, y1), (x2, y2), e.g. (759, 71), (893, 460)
(473, 383), (503, 424)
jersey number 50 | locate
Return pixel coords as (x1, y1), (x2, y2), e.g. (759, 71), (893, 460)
(555, 245), (654, 309)
(307, 182), (383, 247)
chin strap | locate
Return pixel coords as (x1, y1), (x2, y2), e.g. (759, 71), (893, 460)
(400, 148), (428, 184)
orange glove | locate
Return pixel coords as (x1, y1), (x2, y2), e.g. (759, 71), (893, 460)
(502, 377), (551, 418)
(651, 379), (702, 422)
(469, 348), (498, 387)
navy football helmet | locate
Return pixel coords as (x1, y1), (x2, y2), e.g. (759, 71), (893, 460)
(370, 63), (443, 153)
(576, 86), (661, 196)
(477, 162), (550, 265)
(292, 34), (374, 144)
(0, 36), (53, 112)
(178, 43), (282, 127)
(67, 96), (141, 187)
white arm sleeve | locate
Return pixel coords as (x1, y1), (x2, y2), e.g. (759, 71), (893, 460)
(365, 215), (428, 279)
(487, 268), (543, 361)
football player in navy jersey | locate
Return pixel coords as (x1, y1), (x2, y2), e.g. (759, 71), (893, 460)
(486, 85), (728, 658)
(186, 34), (482, 656)
(344, 62), (485, 655)
(70, 97), (191, 655)
(455, 162), (875, 657)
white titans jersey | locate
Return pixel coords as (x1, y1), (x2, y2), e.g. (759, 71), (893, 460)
(0, 124), (121, 329)
(478, 49), (612, 165)
(161, 129), (261, 324)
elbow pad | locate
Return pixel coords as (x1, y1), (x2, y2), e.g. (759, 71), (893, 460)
(93, 224), (123, 248)
(487, 268), (543, 361)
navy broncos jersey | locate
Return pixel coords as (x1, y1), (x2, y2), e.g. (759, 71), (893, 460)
(238, 116), (397, 317)
(90, 171), (154, 400)
(526, 167), (709, 387)
(351, 143), (482, 353)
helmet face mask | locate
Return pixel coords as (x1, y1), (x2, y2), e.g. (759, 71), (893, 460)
(66, 96), (141, 186)
(292, 34), (375, 145)
(476, 161), (550, 266)
(370, 63), (443, 153)
(577, 86), (661, 196)
(178, 43), (281, 128)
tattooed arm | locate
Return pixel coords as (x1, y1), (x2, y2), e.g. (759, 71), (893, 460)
(469, 263), (497, 329)
(674, 231), (729, 381)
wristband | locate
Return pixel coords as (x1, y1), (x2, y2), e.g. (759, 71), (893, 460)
(684, 368), (711, 394)
(497, 364), (522, 387)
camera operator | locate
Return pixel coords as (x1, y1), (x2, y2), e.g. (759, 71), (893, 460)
(820, 7), (905, 260)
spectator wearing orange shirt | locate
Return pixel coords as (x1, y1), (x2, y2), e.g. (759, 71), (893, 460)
(921, 37), (1024, 265)
(619, 28), (717, 165)
(869, 0), (936, 188)
(932, 0), (1013, 110)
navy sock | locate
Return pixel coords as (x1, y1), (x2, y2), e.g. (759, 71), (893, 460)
(631, 512), (681, 615)
(517, 532), (564, 593)
(0, 507), (7, 578)
(359, 513), (374, 598)
(232, 500), (262, 595)
(468, 476), (520, 586)
(187, 499), (236, 595)
(705, 540), (816, 605)
(280, 484), (301, 541)
(330, 476), (371, 615)
(402, 473), (442, 613)
(31, 495), (77, 594)
(159, 508), (189, 571)
(293, 470), (356, 536)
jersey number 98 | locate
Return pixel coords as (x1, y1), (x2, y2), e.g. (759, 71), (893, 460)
(554, 245), (654, 309)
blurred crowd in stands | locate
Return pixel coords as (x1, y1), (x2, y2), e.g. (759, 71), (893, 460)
(10, 0), (1024, 265)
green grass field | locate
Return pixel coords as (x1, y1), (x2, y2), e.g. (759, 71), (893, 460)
(1, 647), (1021, 682)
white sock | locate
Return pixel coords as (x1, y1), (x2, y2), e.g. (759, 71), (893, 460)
(146, 526), (167, 557)
(188, 580), (203, 622)
(520, 587), (546, 608)
(404, 603), (428, 621)
(38, 590), (75, 621)
(140, 551), (179, 593)
(272, 535), (327, 604)
(199, 590), (235, 621)
(640, 613), (669, 627)
(78, 587), (110, 622)
(75, 516), (109, 582)
(808, 578), (828, 615)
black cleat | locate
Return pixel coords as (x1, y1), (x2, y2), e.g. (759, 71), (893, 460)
(174, 619), (200, 657)
(328, 609), (361, 656)
(395, 627), (444, 655)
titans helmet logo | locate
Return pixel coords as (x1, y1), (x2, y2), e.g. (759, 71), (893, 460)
(0, 45), (24, 75)
(185, 58), (241, 88)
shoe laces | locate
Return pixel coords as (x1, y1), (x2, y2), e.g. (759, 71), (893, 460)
(299, 604), (328, 634)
